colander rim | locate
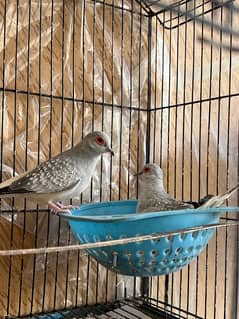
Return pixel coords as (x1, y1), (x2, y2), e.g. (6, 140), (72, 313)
(59, 200), (239, 222)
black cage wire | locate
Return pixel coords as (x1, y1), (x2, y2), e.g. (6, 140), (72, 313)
(0, 0), (238, 318)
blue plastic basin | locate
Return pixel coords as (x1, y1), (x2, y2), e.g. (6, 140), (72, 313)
(61, 200), (238, 277)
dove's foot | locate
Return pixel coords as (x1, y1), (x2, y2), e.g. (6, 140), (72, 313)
(55, 202), (78, 210)
(48, 201), (72, 215)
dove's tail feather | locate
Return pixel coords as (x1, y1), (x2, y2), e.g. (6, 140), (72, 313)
(199, 183), (239, 208)
(0, 185), (32, 198)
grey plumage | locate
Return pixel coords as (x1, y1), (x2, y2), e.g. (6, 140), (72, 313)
(136, 163), (239, 213)
(0, 131), (114, 214)
(136, 164), (193, 213)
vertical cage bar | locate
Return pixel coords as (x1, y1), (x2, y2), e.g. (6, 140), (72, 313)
(224, 4), (233, 319)
(170, 4), (180, 312)
(63, 0), (71, 309)
(118, 0), (124, 202)
(102, 0), (110, 303)
(140, 12), (153, 298)
(0, 0), (7, 308)
(159, 11), (165, 169)
(72, 0), (81, 309)
(30, 0), (42, 313)
(42, 0), (54, 312)
(164, 7), (173, 309)
(187, 0), (197, 315)
(90, 0), (95, 206)
(0, 0), (6, 314)
(53, 0), (64, 308)
(100, 0), (105, 204)
(214, 4), (224, 319)
(90, 0), (98, 305)
(136, 0), (142, 199)
(0, 0), (6, 183)
(152, 17), (157, 164)
(111, 0), (118, 300)
(85, 255), (90, 306)
(204, 1), (214, 317)
(236, 125), (239, 319)
(195, 0), (206, 316)
(127, 0), (134, 201)
(7, 0), (19, 314)
(145, 14), (152, 164)
(18, 0), (31, 315)
(109, 3), (114, 202)
(179, 1), (188, 315)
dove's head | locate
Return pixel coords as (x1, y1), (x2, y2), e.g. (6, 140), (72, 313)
(83, 131), (114, 156)
(135, 163), (164, 184)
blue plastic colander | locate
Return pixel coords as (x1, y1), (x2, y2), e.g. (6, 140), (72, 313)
(61, 200), (238, 277)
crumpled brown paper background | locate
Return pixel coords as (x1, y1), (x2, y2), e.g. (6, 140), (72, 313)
(0, 0), (238, 318)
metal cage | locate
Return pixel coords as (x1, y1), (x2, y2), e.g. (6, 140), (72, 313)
(0, 0), (238, 318)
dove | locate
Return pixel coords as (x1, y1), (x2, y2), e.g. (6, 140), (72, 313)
(135, 163), (238, 213)
(0, 131), (114, 214)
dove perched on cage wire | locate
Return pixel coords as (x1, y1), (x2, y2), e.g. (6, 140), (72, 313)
(135, 163), (239, 213)
(0, 131), (114, 214)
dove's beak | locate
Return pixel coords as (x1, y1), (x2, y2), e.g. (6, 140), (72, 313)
(107, 147), (114, 156)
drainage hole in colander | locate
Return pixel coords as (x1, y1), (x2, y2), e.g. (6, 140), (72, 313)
(77, 234), (83, 242)
(151, 233), (161, 243)
(91, 249), (99, 256)
(136, 250), (145, 257)
(149, 260), (158, 266)
(105, 234), (113, 240)
(93, 235), (101, 242)
(201, 230), (207, 237)
(187, 246), (194, 253)
(172, 258), (181, 264)
(169, 265), (176, 270)
(163, 248), (172, 256)
(124, 251), (132, 258)
(180, 233), (187, 240)
(83, 234), (90, 242)
(167, 235), (174, 242)
(161, 258), (169, 265)
(192, 231), (199, 239)
(196, 245), (202, 251)
(145, 266), (156, 273)
(151, 250), (159, 257)
(175, 247), (184, 255)
(101, 250), (108, 257)
(139, 261), (145, 265)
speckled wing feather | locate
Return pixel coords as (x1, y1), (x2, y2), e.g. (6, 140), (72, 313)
(9, 156), (81, 194)
(137, 196), (194, 213)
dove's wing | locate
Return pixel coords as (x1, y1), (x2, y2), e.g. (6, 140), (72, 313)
(7, 156), (81, 194)
(137, 196), (194, 213)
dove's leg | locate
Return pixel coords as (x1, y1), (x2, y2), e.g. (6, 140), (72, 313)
(48, 201), (71, 215)
(55, 202), (77, 209)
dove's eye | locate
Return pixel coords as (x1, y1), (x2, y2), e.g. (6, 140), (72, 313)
(96, 136), (105, 145)
(143, 167), (151, 173)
